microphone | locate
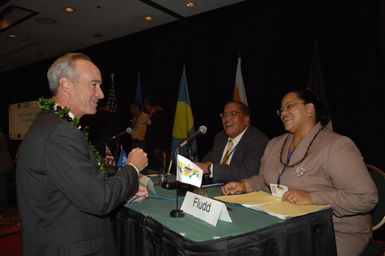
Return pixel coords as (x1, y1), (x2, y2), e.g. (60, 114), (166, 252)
(110, 127), (132, 141)
(178, 125), (207, 148)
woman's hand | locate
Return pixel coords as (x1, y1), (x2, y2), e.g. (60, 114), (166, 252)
(282, 189), (313, 205)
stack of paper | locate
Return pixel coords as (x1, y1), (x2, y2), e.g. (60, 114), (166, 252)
(215, 191), (330, 219)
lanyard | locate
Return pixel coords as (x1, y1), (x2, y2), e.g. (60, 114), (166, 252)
(277, 150), (294, 185)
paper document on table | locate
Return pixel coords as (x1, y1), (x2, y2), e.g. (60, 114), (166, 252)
(215, 191), (330, 219)
(244, 201), (330, 219)
(215, 191), (281, 204)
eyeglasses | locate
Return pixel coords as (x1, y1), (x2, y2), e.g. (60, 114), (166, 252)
(276, 102), (306, 116)
(220, 111), (241, 118)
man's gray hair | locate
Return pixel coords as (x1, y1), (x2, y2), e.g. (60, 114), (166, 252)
(47, 53), (91, 95)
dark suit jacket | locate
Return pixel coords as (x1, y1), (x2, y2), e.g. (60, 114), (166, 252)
(203, 126), (269, 182)
(16, 111), (138, 256)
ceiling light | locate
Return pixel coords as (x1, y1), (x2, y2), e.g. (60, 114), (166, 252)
(186, 2), (196, 8)
(0, 18), (10, 29)
(64, 7), (75, 13)
(144, 16), (153, 22)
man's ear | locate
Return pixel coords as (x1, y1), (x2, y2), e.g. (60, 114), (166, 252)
(244, 115), (250, 125)
(59, 77), (72, 94)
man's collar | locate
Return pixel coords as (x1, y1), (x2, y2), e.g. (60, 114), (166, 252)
(54, 104), (75, 120)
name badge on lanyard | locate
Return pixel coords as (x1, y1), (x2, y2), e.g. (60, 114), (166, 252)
(272, 149), (292, 198)
(270, 184), (288, 198)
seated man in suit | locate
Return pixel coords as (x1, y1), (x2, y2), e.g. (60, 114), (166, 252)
(195, 100), (269, 183)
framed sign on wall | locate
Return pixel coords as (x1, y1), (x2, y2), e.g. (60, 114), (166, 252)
(9, 100), (40, 140)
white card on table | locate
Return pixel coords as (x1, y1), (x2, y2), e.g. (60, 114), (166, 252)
(181, 191), (232, 226)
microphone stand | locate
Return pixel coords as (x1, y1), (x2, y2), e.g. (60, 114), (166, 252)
(114, 139), (120, 165)
(170, 148), (185, 218)
(187, 144), (193, 161)
(161, 150), (176, 189)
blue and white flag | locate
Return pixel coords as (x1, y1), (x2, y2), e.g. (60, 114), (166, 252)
(117, 146), (128, 168)
(176, 154), (203, 187)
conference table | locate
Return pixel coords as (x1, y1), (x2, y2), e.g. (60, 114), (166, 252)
(115, 178), (337, 256)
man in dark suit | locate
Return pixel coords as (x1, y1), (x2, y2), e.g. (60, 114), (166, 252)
(195, 101), (269, 183)
(16, 53), (148, 256)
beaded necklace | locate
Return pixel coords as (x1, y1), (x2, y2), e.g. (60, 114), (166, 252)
(38, 98), (106, 173)
(279, 126), (324, 168)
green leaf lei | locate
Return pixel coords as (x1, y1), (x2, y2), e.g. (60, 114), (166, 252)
(38, 98), (107, 173)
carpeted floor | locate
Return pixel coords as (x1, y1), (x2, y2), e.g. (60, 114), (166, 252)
(0, 208), (20, 236)
(0, 208), (21, 256)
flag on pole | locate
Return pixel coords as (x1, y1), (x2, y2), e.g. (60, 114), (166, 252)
(307, 40), (333, 130)
(171, 65), (198, 158)
(134, 72), (144, 109)
(233, 57), (248, 105)
(106, 72), (118, 112)
(104, 144), (116, 167)
(176, 154), (203, 187)
(117, 146), (128, 168)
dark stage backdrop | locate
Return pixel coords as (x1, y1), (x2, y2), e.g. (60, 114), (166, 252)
(0, 0), (384, 170)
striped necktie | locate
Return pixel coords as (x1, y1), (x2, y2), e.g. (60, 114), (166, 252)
(221, 138), (233, 165)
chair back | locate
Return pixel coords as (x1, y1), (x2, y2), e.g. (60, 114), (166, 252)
(367, 164), (385, 231)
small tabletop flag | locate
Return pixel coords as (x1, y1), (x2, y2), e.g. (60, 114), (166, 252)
(104, 144), (116, 167)
(176, 154), (203, 187)
(117, 146), (128, 168)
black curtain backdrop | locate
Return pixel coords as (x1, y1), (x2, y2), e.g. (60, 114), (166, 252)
(0, 0), (384, 170)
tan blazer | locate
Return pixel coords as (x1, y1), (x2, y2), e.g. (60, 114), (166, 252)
(244, 123), (378, 256)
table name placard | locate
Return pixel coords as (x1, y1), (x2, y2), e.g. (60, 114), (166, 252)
(181, 191), (232, 226)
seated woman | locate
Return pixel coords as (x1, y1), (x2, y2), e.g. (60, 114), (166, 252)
(222, 89), (378, 256)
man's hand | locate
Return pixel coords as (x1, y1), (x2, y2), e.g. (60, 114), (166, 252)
(127, 148), (148, 171)
(195, 162), (211, 174)
(221, 181), (246, 195)
(135, 185), (148, 201)
(127, 185), (149, 203)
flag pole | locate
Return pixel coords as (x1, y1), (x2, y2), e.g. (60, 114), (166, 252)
(170, 148), (185, 218)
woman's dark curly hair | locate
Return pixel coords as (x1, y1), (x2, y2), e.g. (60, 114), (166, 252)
(284, 89), (330, 126)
